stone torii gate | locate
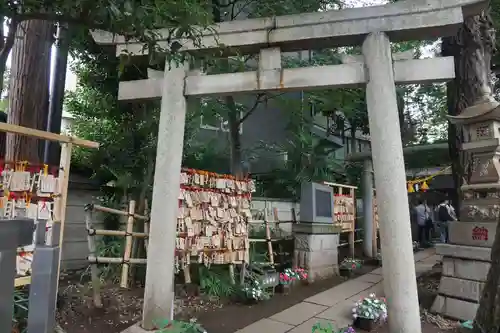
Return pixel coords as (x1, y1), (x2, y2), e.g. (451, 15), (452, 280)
(92, 1), (487, 332)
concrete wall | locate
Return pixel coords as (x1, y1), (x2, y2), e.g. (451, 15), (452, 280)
(61, 180), (101, 269)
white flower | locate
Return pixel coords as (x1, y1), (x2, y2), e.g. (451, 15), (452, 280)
(353, 314), (358, 319)
(369, 293), (375, 298)
(352, 308), (357, 313)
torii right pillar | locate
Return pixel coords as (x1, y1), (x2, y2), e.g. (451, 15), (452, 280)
(432, 96), (500, 320)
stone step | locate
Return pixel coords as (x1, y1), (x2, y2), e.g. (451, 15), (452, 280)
(436, 244), (491, 261)
(438, 276), (485, 302)
(432, 295), (478, 321)
(448, 221), (496, 247)
(442, 257), (491, 282)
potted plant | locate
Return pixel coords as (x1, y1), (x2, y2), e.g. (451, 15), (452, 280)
(241, 279), (269, 304)
(339, 258), (362, 277)
(276, 268), (299, 293)
(352, 293), (388, 331)
(312, 322), (356, 333)
(375, 252), (382, 265)
(294, 267), (308, 284)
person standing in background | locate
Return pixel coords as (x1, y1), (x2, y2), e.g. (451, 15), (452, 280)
(437, 198), (456, 243)
(413, 199), (431, 247)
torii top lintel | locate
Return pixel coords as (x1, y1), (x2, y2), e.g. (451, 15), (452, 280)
(91, 0), (487, 57)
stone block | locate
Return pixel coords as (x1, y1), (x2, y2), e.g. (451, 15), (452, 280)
(435, 244), (491, 261)
(432, 295), (478, 321)
(448, 221), (496, 247)
(438, 276), (484, 302)
(469, 153), (500, 184)
(294, 233), (340, 251)
(442, 257), (491, 282)
(294, 249), (339, 281)
(460, 198), (500, 223)
(293, 231), (340, 281)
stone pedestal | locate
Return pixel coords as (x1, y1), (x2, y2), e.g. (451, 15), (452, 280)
(432, 98), (500, 321)
(292, 223), (341, 282)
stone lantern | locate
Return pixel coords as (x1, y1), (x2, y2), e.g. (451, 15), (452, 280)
(432, 96), (500, 320)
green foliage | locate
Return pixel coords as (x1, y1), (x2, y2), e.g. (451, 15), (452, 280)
(312, 322), (355, 333)
(1, 0), (213, 52)
(153, 318), (206, 333)
(12, 288), (29, 333)
(198, 266), (236, 298)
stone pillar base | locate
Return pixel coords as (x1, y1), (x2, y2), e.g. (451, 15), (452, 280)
(292, 223), (341, 282)
(432, 244), (493, 321)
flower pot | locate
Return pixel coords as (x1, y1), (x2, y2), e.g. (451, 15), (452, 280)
(275, 284), (292, 294)
(340, 268), (354, 278)
(353, 317), (376, 331)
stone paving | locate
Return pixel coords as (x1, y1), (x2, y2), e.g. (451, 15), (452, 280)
(235, 248), (440, 333)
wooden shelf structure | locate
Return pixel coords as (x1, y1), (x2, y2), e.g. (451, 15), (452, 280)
(0, 122), (99, 288)
(323, 182), (357, 257)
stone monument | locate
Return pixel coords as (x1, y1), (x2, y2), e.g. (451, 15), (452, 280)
(432, 96), (500, 319)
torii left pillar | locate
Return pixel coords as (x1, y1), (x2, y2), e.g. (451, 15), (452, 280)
(141, 61), (188, 330)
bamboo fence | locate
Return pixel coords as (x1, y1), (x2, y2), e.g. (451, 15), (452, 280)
(84, 200), (149, 307)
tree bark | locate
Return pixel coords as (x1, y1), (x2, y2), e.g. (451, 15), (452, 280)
(225, 96), (244, 177)
(473, 216), (500, 333)
(441, 9), (495, 213)
(6, 20), (53, 163)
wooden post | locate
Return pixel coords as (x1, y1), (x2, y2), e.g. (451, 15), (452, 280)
(56, 142), (73, 281)
(144, 199), (150, 252)
(84, 207), (103, 307)
(265, 209), (274, 265)
(372, 190), (378, 256)
(120, 200), (136, 288)
(349, 188), (356, 258)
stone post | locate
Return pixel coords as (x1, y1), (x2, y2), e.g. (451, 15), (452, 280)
(432, 97), (500, 320)
(362, 32), (422, 333)
(141, 61), (188, 330)
(362, 159), (374, 258)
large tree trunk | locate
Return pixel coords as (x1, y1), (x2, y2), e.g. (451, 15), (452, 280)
(441, 9), (495, 213)
(473, 217), (500, 333)
(6, 20), (53, 162)
(225, 96), (244, 177)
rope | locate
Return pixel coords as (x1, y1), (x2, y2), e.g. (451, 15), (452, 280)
(407, 166), (452, 184)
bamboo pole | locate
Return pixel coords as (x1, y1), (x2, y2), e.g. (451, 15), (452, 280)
(120, 200), (136, 288)
(92, 204), (147, 220)
(183, 256), (191, 284)
(349, 188), (356, 258)
(89, 229), (148, 238)
(84, 207), (103, 307)
(88, 256), (147, 264)
(56, 142), (73, 283)
(144, 199), (150, 251)
(227, 235), (235, 285)
(265, 213), (274, 265)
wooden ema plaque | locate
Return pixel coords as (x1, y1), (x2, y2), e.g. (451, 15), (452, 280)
(333, 194), (355, 232)
(448, 221), (496, 248)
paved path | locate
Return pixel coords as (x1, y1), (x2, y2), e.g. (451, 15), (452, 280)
(235, 248), (440, 333)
